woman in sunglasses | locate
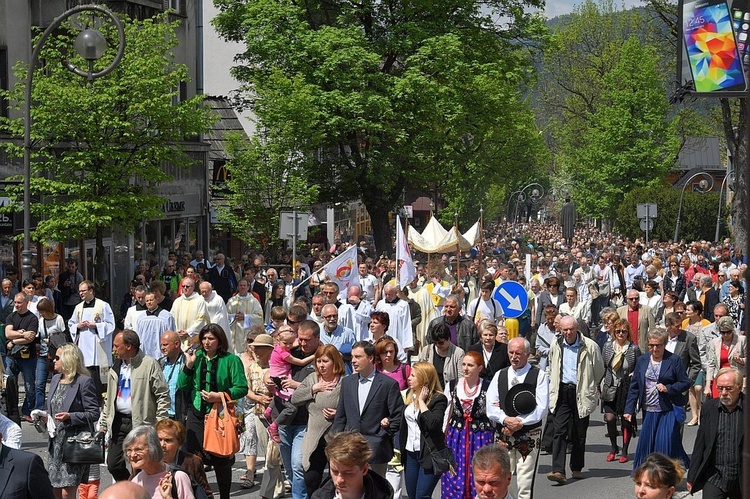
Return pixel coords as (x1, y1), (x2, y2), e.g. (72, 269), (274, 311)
(600, 319), (641, 464)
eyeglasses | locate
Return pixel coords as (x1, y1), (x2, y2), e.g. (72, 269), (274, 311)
(716, 385), (736, 392)
(79, 288), (92, 292)
(647, 343), (664, 349)
(627, 297), (639, 301)
(287, 319), (301, 325)
(125, 447), (147, 456)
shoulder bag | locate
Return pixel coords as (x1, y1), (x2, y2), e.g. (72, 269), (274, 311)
(203, 393), (240, 458)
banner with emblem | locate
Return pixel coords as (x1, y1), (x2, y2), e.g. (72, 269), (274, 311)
(323, 244), (360, 294)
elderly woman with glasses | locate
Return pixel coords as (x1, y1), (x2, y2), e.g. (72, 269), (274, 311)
(126, 425), (195, 499)
(625, 328), (691, 471)
(601, 319), (641, 464)
(705, 316), (746, 399)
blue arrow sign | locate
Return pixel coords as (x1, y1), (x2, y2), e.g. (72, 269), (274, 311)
(493, 281), (529, 319)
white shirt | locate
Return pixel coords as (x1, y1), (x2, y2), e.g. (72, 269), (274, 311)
(0, 414), (21, 449)
(115, 362), (133, 414)
(486, 363), (549, 428)
(357, 370), (376, 415)
(404, 403), (421, 452)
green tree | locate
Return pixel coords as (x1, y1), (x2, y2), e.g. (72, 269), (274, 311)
(538, 0), (678, 221)
(215, 133), (319, 250)
(572, 35), (676, 219)
(614, 185), (724, 242)
(213, 0), (548, 254)
(0, 14), (213, 284)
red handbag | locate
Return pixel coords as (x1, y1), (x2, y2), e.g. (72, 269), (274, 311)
(203, 394), (240, 457)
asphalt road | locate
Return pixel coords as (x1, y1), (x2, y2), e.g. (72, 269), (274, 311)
(17, 406), (702, 499)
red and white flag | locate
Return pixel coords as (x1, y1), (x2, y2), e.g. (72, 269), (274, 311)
(323, 244), (360, 296)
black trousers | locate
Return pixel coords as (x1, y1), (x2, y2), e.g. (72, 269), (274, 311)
(552, 383), (590, 474)
(305, 437), (328, 496)
(107, 412), (133, 482)
(702, 479), (743, 499)
(86, 365), (104, 406)
(185, 406), (234, 499)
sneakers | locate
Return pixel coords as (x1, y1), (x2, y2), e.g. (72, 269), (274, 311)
(547, 472), (567, 484)
(268, 421), (281, 443)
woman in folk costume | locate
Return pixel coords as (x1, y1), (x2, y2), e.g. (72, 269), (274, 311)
(441, 351), (495, 499)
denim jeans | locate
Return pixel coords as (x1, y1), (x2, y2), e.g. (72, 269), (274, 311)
(404, 449), (440, 499)
(6, 355), (36, 416)
(278, 424), (308, 499)
(34, 356), (48, 411)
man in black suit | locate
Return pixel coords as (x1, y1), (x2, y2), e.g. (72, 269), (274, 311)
(332, 341), (404, 477)
(699, 275), (720, 322)
(467, 322), (509, 380)
(0, 439), (54, 498)
(687, 367), (744, 499)
(243, 265), (267, 305)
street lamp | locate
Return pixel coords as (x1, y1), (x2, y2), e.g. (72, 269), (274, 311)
(519, 182), (545, 223)
(673, 172), (715, 243)
(22, 5), (125, 281)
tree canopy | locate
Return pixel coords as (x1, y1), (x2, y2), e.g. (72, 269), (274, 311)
(0, 13), (213, 281)
(538, 0), (677, 220)
(213, 0), (549, 253)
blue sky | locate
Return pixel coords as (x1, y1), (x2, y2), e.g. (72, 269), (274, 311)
(544, 0), (644, 19)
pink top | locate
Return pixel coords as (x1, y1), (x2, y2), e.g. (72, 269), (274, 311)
(378, 362), (411, 391)
(269, 344), (294, 400)
(131, 470), (195, 499)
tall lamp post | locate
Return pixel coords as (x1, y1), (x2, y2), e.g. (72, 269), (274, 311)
(22, 5), (125, 281)
(673, 172), (715, 243)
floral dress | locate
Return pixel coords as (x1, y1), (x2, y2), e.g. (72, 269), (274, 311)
(441, 378), (495, 499)
(48, 383), (87, 488)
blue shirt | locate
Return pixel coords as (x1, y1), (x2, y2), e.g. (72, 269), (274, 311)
(162, 356), (184, 416)
(562, 336), (580, 384)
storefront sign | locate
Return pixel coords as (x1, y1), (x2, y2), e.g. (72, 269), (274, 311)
(0, 197), (14, 235)
(162, 195), (199, 217)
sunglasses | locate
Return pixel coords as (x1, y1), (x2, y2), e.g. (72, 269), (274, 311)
(614, 330), (629, 334)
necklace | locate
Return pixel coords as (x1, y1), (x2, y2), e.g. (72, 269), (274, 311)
(463, 377), (480, 397)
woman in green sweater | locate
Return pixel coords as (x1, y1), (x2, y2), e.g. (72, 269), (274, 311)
(178, 324), (248, 499)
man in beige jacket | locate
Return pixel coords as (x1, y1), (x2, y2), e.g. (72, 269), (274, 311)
(546, 316), (604, 485)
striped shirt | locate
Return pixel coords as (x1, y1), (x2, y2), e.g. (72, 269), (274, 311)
(708, 397), (743, 490)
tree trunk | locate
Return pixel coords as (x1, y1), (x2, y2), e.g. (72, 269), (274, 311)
(367, 204), (393, 257)
(720, 98), (747, 250)
(94, 226), (108, 302)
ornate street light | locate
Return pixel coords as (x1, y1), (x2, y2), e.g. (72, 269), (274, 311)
(22, 5), (126, 280)
(673, 172), (715, 243)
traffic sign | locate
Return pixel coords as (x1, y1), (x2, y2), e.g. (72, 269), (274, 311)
(637, 203), (658, 219)
(493, 281), (529, 319)
(640, 218), (654, 232)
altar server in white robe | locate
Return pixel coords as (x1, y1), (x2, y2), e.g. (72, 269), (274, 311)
(226, 278), (264, 353)
(170, 277), (208, 347)
(69, 279), (115, 401)
(136, 291), (176, 359)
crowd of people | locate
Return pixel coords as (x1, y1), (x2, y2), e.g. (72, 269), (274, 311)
(0, 219), (744, 498)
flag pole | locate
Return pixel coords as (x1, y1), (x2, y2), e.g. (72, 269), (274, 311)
(454, 210), (460, 282)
